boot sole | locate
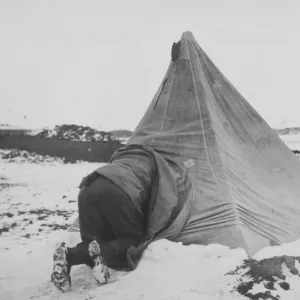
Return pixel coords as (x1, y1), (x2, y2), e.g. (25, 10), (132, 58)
(51, 243), (71, 293)
(88, 240), (111, 284)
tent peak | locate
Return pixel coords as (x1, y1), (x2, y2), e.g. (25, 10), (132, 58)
(181, 31), (196, 41)
(171, 31), (196, 61)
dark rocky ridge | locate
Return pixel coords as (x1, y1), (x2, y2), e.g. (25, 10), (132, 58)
(274, 127), (300, 135)
(0, 124), (133, 163)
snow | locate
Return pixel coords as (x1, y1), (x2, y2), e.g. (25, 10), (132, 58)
(273, 118), (300, 130)
(118, 136), (130, 145)
(253, 239), (300, 260)
(1, 155), (300, 300)
(278, 134), (300, 151)
(0, 124), (30, 130)
(0, 149), (69, 164)
(31, 125), (108, 142)
(236, 242), (300, 300)
(26, 127), (52, 136)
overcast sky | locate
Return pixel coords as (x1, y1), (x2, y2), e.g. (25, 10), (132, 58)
(0, 0), (299, 131)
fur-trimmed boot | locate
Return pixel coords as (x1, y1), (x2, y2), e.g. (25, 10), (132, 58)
(51, 242), (71, 292)
(88, 240), (112, 284)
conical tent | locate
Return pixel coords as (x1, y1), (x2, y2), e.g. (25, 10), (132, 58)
(70, 31), (300, 267)
(126, 31), (300, 256)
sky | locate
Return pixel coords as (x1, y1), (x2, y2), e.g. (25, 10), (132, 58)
(0, 0), (299, 131)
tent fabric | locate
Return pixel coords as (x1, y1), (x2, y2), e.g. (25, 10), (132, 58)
(69, 31), (300, 268)
(94, 146), (156, 216)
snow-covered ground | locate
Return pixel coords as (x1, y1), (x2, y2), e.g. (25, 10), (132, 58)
(279, 134), (300, 151)
(1, 150), (300, 300)
(0, 124), (22, 130)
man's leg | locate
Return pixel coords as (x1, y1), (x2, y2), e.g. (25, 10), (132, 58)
(60, 174), (117, 269)
(78, 183), (116, 244)
(84, 176), (145, 270)
(66, 240), (94, 268)
(75, 175), (144, 283)
(52, 173), (146, 290)
(51, 175), (112, 292)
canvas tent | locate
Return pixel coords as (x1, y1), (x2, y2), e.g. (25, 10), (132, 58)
(69, 31), (300, 268)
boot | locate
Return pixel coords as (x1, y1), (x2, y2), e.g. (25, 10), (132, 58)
(88, 240), (112, 284)
(51, 242), (71, 292)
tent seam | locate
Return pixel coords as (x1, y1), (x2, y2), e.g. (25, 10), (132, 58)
(186, 40), (223, 195)
(149, 63), (173, 146)
(159, 62), (177, 134)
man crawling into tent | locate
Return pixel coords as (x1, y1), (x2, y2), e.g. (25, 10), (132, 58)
(51, 31), (300, 293)
(51, 145), (156, 293)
